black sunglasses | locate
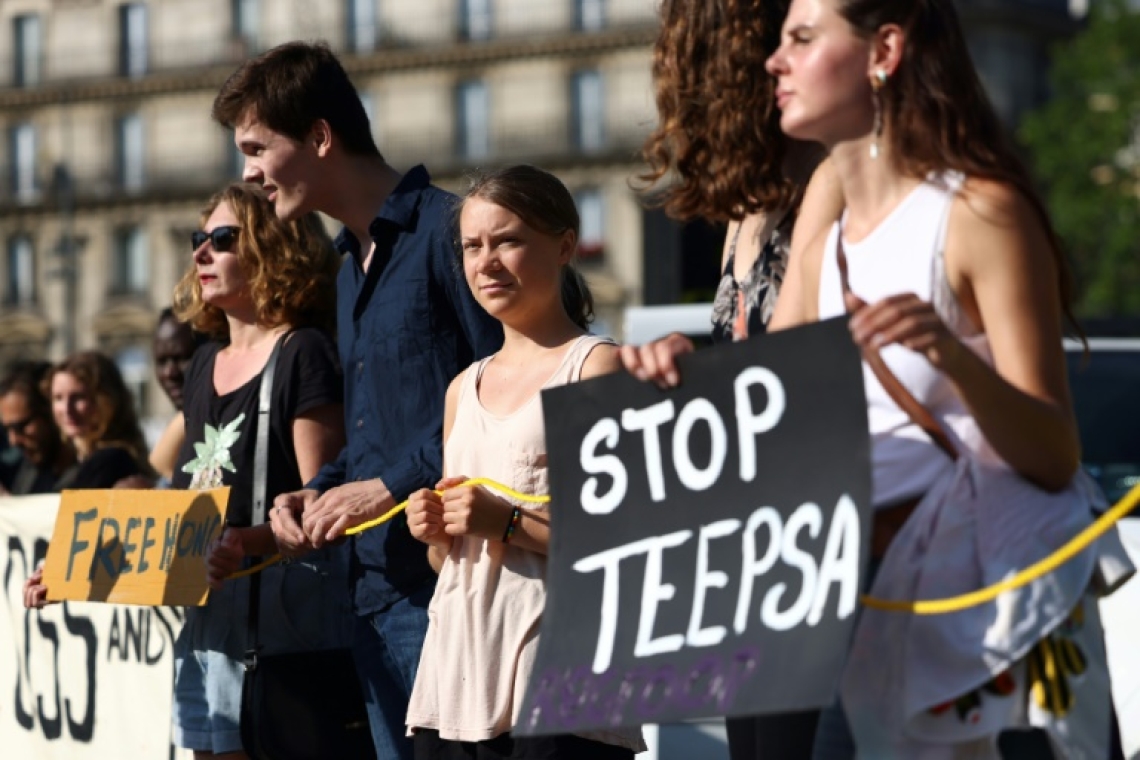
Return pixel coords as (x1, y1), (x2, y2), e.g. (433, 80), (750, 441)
(191, 226), (241, 253)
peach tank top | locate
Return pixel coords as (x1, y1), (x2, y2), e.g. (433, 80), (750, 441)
(406, 335), (645, 752)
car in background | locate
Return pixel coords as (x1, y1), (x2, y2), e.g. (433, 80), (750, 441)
(1066, 338), (1140, 505)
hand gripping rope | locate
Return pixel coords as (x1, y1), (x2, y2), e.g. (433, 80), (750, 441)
(227, 478), (550, 580)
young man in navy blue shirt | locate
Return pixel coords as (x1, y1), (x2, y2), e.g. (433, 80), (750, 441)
(214, 41), (502, 760)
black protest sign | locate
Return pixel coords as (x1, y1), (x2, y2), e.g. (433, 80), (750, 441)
(515, 317), (872, 735)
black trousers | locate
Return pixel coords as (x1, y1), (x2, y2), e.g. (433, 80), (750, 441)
(414, 728), (635, 760)
(726, 711), (821, 760)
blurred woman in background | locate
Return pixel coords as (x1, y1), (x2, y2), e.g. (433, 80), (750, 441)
(22, 350), (155, 608)
(45, 350), (154, 489)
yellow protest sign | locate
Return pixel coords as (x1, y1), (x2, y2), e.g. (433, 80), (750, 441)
(41, 487), (230, 607)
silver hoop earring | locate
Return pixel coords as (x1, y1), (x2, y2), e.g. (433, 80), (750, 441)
(870, 69), (888, 160)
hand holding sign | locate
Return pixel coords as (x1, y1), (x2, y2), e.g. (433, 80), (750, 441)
(516, 318), (872, 735)
(619, 332), (696, 389)
(206, 528), (243, 590)
(23, 560), (48, 609)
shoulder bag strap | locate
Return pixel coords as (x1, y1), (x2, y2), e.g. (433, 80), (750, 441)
(834, 234), (960, 462)
(244, 332), (288, 670)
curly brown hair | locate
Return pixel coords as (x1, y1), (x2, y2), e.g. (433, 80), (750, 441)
(638, 0), (797, 223)
(44, 351), (153, 474)
(838, 0), (1079, 331)
(172, 183), (340, 340)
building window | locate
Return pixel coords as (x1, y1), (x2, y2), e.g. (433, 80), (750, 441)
(575, 188), (605, 260)
(6, 235), (36, 306)
(119, 3), (148, 78)
(111, 226), (148, 296)
(232, 0), (260, 53)
(571, 70), (606, 153)
(347, 0), (377, 53)
(458, 0), (492, 41)
(574, 0), (606, 31)
(456, 80), (490, 160)
(9, 122), (37, 203)
(116, 114), (145, 192)
(12, 15), (42, 88)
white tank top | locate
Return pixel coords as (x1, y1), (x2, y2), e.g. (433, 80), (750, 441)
(818, 173), (997, 507)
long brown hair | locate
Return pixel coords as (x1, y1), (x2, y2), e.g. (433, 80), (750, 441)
(638, 0), (797, 223)
(44, 351), (153, 474)
(460, 165), (595, 330)
(173, 183), (340, 340)
(839, 0), (1079, 330)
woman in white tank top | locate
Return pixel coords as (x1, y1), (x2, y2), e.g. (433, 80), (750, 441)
(403, 166), (645, 759)
(764, 0), (1104, 757)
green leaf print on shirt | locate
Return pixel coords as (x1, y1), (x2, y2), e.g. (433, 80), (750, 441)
(182, 413), (246, 490)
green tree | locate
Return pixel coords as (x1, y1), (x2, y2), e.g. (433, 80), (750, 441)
(1020, 0), (1140, 317)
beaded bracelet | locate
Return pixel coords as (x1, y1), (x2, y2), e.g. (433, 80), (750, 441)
(502, 506), (522, 544)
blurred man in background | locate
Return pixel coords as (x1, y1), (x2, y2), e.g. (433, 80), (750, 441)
(153, 307), (202, 412)
(0, 362), (76, 495)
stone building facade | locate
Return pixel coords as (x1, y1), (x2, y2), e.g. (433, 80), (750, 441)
(0, 0), (1080, 430)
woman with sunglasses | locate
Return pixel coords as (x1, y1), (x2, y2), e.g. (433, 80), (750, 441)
(166, 182), (348, 759)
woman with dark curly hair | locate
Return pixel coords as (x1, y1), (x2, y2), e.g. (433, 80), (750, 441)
(624, 1), (842, 758)
(165, 181), (349, 759)
(625, 0), (843, 388)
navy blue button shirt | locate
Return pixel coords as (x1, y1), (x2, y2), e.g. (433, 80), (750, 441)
(308, 165), (502, 615)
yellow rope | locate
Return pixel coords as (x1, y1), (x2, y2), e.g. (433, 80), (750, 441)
(344, 476), (550, 536)
(861, 481), (1140, 614)
(229, 556), (280, 579)
(230, 478), (1139, 613)
(228, 478), (550, 579)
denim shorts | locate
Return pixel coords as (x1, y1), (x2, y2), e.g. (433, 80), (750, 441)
(172, 574), (248, 754)
(172, 547), (355, 753)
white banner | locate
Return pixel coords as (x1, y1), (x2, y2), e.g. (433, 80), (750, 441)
(1, 494), (193, 759)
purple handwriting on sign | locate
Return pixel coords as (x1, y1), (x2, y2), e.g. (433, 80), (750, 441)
(520, 646), (761, 732)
